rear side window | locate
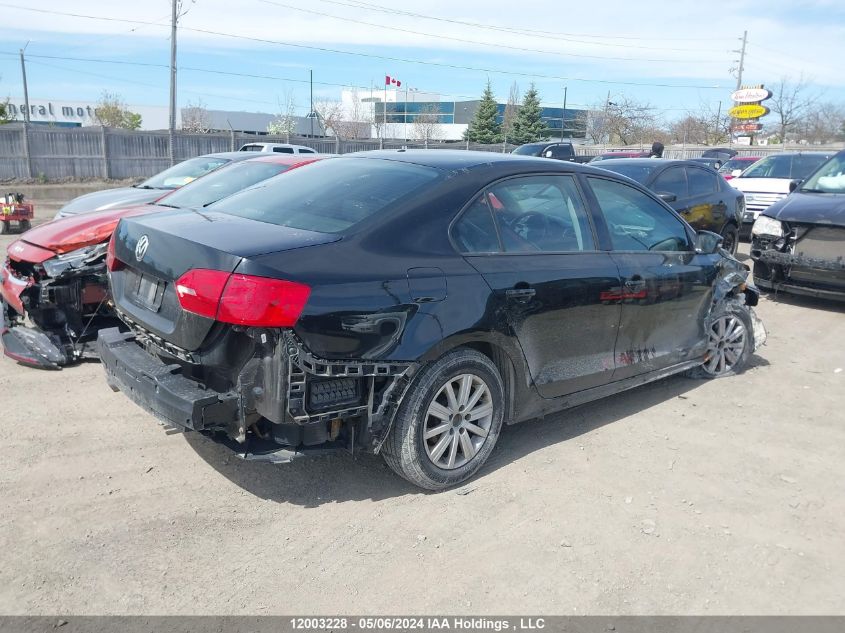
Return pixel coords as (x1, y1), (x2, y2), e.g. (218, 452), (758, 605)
(209, 158), (440, 234)
(240, 145), (262, 152)
(273, 147), (295, 154)
(487, 175), (595, 252)
(299, 148), (317, 154)
(588, 177), (691, 252)
(686, 167), (718, 194)
(453, 196), (499, 253)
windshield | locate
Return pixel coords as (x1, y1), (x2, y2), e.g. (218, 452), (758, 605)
(512, 144), (543, 156)
(209, 158), (441, 234)
(800, 154), (845, 194)
(740, 154), (830, 180)
(719, 157), (758, 174)
(595, 163), (657, 184)
(156, 161), (291, 209)
(139, 156), (231, 190)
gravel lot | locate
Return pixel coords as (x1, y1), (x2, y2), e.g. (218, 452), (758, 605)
(1, 202), (843, 615)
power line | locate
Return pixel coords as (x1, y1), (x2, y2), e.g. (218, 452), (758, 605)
(312, 0), (736, 45)
(258, 0), (728, 64)
(0, 3), (726, 90)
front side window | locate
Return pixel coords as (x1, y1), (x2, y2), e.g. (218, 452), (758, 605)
(652, 167), (688, 199)
(685, 167), (719, 195)
(485, 175), (595, 252)
(588, 177), (691, 252)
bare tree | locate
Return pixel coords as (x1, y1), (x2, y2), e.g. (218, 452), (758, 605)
(342, 88), (369, 140)
(768, 75), (817, 143)
(182, 99), (212, 133)
(411, 104), (442, 145)
(267, 90), (298, 141)
(669, 102), (729, 146)
(794, 101), (845, 144)
(601, 95), (659, 145)
(501, 82), (520, 149)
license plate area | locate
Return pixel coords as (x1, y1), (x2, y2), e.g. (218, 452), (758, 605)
(129, 270), (165, 312)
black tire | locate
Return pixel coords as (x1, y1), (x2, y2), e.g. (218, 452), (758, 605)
(19, 220), (31, 232)
(688, 302), (754, 379)
(0, 221), (8, 235)
(720, 223), (739, 256)
(382, 348), (506, 490)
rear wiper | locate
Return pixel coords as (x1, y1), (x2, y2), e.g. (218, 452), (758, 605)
(133, 185), (158, 190)
(155, 203), (180, 208)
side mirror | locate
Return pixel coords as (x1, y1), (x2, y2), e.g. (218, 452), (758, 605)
(544, 150), (554, 158)
(789, 179), (803, 193)
(732, 169), (742, 177)
(657, 191), (677, 203)
(695, 230), (724, 254)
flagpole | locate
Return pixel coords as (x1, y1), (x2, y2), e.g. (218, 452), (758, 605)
(404, 84), (409, 141)
(384, 73), (387, 144)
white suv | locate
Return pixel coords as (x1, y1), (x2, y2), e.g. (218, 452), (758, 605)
(239, 142), (318, 154)
(731, 152), (832, 238)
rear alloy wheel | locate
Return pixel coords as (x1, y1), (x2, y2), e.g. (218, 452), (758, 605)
(720, 223), (739, 255)
(382, 348), (505, 490)
(692, 306), (753, 378)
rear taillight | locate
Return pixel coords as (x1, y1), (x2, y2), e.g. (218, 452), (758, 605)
(106, 234), (124, 272)
(174, 269), (310, 327)
(175, 269), (230, 319)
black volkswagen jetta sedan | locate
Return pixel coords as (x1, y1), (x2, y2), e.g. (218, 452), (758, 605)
(99, 151), (765, 490)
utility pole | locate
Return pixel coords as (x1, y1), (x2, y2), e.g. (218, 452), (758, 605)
(19, 45), (30, 123)
(560, 86), (567, 141)
(168, 0), (178, 166)
(734, 30), (747, 91)
(309, 69), (314, 138)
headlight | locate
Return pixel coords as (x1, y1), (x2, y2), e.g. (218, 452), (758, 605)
(42, 242), (109, 278)
(751, 215), (784, 238)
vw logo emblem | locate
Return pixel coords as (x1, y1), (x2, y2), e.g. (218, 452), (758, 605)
(135, 235), (150, 262)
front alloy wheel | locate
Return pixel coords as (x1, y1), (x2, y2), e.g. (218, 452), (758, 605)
(702, 313), (748, 376)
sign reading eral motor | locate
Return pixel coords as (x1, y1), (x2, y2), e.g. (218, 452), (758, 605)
(728, 104), (770, 120)
(730, 88), (773, 103)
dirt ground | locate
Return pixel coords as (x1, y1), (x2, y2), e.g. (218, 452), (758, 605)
(0, 204), (843, 615)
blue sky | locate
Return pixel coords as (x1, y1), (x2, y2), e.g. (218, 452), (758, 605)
(1, 0), (844, 122)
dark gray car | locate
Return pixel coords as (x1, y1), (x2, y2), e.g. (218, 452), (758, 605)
(54, 152), (254, 219)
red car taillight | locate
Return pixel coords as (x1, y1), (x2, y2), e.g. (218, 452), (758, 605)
(174, 269), (311, 327)
(106, 234), (124, 272)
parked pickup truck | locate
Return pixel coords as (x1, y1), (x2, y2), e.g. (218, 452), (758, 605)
(512, 142), (593, 163)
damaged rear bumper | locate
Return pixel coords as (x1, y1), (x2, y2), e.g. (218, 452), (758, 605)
(98, 326), (418, 458)
(99, 328), (240, 432)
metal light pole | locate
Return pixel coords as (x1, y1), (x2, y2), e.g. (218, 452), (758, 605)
(309, 69), (314, 138)
(168, 0), (178, 166)
(19, 44), (31, 124)
(560, 86), (567, 141)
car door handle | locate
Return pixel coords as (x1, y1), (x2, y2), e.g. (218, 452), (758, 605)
(505, 287), (536, 301)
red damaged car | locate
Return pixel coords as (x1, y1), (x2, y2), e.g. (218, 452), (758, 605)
(1, 154), (325, 368)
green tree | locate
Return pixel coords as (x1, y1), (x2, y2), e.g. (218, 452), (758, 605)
(0, 98), (13, 125)
(464, 80), (501, 144)
(510, 84), (546, 144)
(94, 91), (142, 129)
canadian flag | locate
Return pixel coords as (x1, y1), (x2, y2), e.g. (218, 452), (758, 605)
(385, 75), (402, 88)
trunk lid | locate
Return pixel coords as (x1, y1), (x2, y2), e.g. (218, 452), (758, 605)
(111, 210), (339, 351)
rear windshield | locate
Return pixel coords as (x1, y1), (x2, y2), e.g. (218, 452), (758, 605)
(208, 158), (441, 233)
(595, 162), (657, 184)
(740, 154), (830, 180)
(156, 161), (290, 209)
(139, 156), (231, 190)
